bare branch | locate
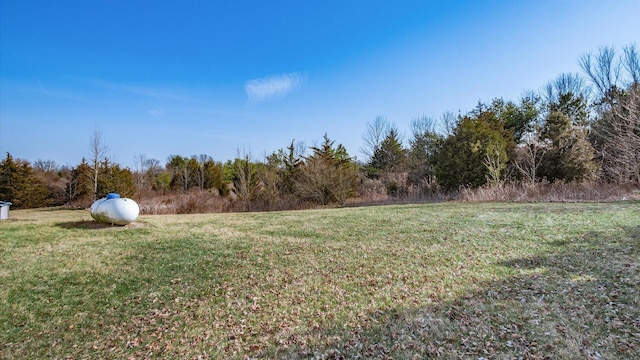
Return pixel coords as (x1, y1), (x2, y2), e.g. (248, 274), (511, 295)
(410, 115), (436, 138)
(623, 43), (640, 86)
(89, 129), (108, 201)
(440, 111), (458, 136)
(514, 132), (547, 184)
(361, 116), (390, 161)
(580, 46), (621, 100)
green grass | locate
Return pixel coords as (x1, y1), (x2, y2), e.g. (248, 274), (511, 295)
(1, 202), (639, 359)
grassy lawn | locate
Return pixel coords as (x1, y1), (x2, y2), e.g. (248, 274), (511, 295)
(1, 202), (639, 359)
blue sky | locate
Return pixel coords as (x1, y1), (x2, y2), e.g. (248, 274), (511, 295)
(1, 0), (639, 168)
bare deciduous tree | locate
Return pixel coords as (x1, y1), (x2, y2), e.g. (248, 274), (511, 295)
(543, 73), (591, 108)
(196, 154), (212, 190)
(580, 44), (640, 103)
(410, 115), (436, 137)
(440, 111), (458, 136)
(34, 159), (58, 173)
(581, 44), (640, 184)
(484, 143), (507, 187)
(513, 132), (547, 184)
(595, 86), (640, 183)
(143, 158), (164, 192)
(133, 153), (148, 196)
(89, 129), (108, 201)
(361, 116), (390, 161)
(232, 149), (259, 208)
(623, 44), (640, 85)
(579, 46), (620, 102)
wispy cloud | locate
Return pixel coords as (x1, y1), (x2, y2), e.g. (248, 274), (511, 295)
(147, 109), (163, 117)
(90, 80), (194, 103)
(38, 80), (49, 96)
(245, 73), (304, 102)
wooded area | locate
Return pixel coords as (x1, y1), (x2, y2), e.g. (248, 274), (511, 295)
(2, 44), (639, 211)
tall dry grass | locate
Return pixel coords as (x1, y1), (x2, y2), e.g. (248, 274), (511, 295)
(138, 191), (233, 214)
(133, 182), (638, 215)
(137, 190), (318, 214)
(459, 181), (640, 202)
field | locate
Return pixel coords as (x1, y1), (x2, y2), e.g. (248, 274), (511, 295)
(1, 202), (639, 359)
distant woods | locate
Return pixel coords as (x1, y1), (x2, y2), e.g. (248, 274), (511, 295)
(2, 44), (639, 210)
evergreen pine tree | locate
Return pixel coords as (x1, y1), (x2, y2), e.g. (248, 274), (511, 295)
(0, 153), (49, 208)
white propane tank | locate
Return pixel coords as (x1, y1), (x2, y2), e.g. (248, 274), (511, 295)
(90, 193), (139, 225)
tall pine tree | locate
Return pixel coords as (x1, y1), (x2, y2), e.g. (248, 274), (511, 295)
(0, 153), (49, 208)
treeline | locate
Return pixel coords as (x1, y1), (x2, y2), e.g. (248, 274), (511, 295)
(0, 135), (359, 211)
(1, 44), (639, 211)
